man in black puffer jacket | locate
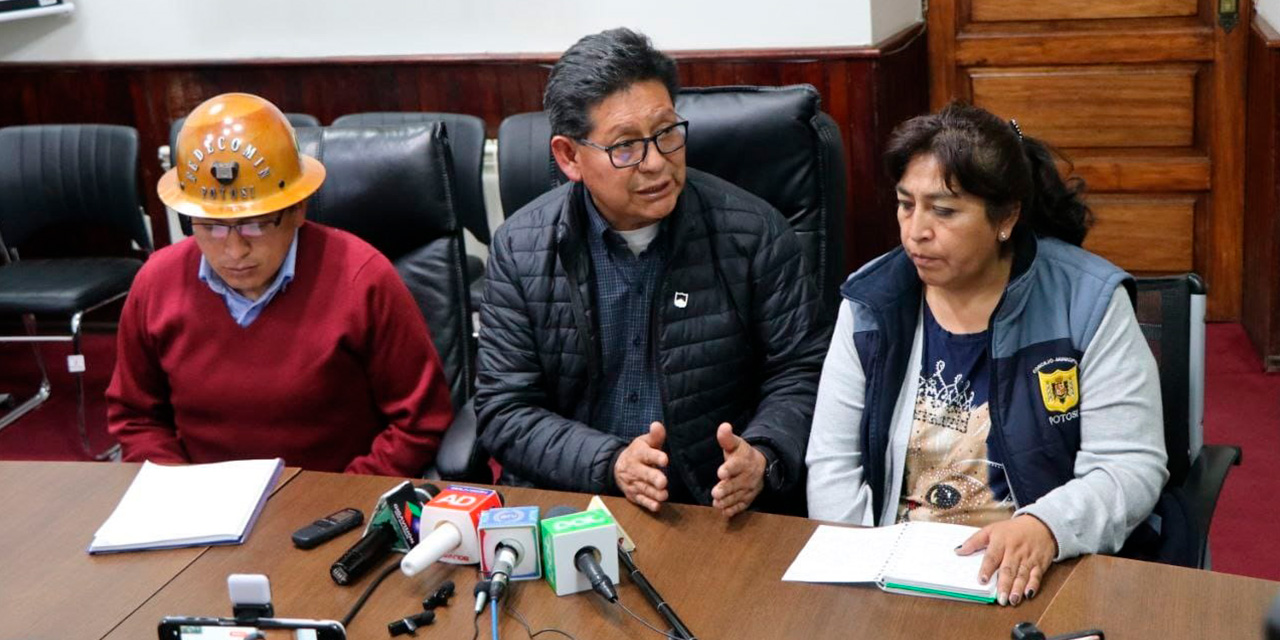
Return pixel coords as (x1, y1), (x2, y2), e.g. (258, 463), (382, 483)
(476, 28), (828, 518)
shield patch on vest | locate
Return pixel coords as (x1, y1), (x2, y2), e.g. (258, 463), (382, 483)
(1037, 367), (1079, 413)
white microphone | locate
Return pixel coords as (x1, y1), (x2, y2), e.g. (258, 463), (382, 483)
(400, 485), (503, 577)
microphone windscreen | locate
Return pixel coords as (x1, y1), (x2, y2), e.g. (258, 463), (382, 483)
(545, 505), (577, 519)
(494, 490), (506, 506)
(416, 482), (442, 498)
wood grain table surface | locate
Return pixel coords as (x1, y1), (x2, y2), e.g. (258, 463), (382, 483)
(0, 461), (299, 640)
(105, 470), (1077, 640)
(5, 462), (1275, 640)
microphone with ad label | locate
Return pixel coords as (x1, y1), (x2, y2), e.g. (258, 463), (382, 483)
(330, 481), (439, 586)
(400, 485), (504, 577)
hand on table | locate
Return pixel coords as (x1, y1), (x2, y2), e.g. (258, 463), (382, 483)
(710, 423), (766, 519)
(614, 421), (669, 512)
(957, 514), (1058, 606)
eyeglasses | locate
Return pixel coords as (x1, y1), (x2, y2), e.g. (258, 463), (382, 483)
(577, 121), (689, 169)
(190, 211), (287, 240)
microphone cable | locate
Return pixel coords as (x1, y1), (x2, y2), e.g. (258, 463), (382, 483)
(491, 597), (500, 640)
(340, 558), (401, 627)
(503, 598), (579, 640)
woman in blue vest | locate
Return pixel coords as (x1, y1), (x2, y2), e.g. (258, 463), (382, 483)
(806, 103), (1167, 606)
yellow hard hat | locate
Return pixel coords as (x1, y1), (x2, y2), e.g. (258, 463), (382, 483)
(158, 93), (325, 219)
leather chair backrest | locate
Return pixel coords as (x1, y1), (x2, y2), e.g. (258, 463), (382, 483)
(1134, 274), (1202, 487)
(332, 112), (489, 247)
(0, 124), (151, 251)
(293, 124), (473, 411)
(496, 84), (847, 317)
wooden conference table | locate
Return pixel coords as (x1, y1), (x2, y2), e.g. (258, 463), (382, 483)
(2, 461), (1276, 640)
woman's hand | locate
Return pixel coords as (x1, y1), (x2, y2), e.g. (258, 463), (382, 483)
(956, 515), (1058, 606)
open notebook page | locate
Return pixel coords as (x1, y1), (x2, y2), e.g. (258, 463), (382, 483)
(782, 524), (906, 583)
(881, 521), (992, 595)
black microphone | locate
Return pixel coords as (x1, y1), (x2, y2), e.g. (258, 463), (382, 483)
(1267, 592), (1280, 640)
(330, 523), (396, 586)
(620, 546), (693, 639)
(1012, 622), (1104, 640)
(575, 547), (618, 603)
(331, 482), (438, 585)
(546, 505), (618, 603)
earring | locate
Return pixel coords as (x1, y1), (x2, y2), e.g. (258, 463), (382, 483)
(999, 232), (1008, 241)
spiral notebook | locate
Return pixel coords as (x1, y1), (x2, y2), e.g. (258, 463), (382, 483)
(782, 522), (997, 604)
(88, 459), (283, 554)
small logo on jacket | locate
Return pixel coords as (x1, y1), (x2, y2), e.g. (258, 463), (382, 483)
(1034, 357), (1079, 415)
(673, 292), (689, 308)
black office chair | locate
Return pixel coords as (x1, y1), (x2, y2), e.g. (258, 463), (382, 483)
(496, 84), (848, 318)
(292, 124), (487, 481)
(0, 124), (152, 459)
(332, 112), (491, 316)
(1131, 274), (1241, 569)
(162, 113), (320, 237)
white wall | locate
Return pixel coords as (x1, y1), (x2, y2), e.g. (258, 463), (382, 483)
(1260, 0), (1280, 29)
(871, 0), (923, 44)
(0, 0), (922, 62)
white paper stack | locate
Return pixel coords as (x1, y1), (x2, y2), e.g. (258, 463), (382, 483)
(88, 459), (283, 554)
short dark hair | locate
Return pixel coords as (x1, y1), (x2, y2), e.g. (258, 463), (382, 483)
(544, 28), (680, 139)
(884, 102), (1092, 246)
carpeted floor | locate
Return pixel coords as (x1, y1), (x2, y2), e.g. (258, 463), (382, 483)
(1, 324), (1277, 580)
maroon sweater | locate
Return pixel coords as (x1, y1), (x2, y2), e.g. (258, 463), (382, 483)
(106, 223), (453, 477)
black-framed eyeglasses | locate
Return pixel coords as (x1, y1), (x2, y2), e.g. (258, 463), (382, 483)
(577, 121), (689, 169)
(190, 211), (287, 241)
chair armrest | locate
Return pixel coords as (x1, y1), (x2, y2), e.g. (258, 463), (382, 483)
(428, 398), (492, 483)
(1182, 443), (1242, 542)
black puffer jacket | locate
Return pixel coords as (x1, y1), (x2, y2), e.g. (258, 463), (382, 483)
(476, 169), (828, 505)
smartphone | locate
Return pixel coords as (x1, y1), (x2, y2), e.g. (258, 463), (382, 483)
(158, 617), (345, 640)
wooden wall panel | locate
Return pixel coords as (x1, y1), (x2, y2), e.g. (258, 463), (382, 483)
(955, 26), (1214, 68)
(932, 0), (1250, 321)
(971, 0), (1197, 23)
(1066, 152), (1210, 192)
(1242, 16), (1280, 370)
(968, 66), (1198, 148)
(1084, 196), (1197, 272)
(0, 26), (929, 276)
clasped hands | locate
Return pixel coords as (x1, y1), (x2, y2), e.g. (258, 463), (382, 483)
(613, 421), (765, 518)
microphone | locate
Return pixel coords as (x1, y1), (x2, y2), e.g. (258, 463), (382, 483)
(589, 495), (695, 640)
(1267, 592), (1280, 640)
(330, 481), (439, 585)
(400, 485), (503, 577)
(541, 506), (619, 599)
(575, 547), (618, 602)
(478, 506), (542, 605)
(1011, 622), (1105, 640)
(473, 580), (491, 614)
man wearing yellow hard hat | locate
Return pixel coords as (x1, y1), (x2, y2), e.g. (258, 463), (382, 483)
(106, 93), (453, 476)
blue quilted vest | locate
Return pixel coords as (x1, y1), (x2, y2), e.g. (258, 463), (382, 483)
(841, 230), (1134, 524)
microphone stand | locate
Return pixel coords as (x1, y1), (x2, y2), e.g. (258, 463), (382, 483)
(618, 545), (695, 640)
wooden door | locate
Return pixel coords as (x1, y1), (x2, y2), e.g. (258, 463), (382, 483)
(929, 0), (1251, 320)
